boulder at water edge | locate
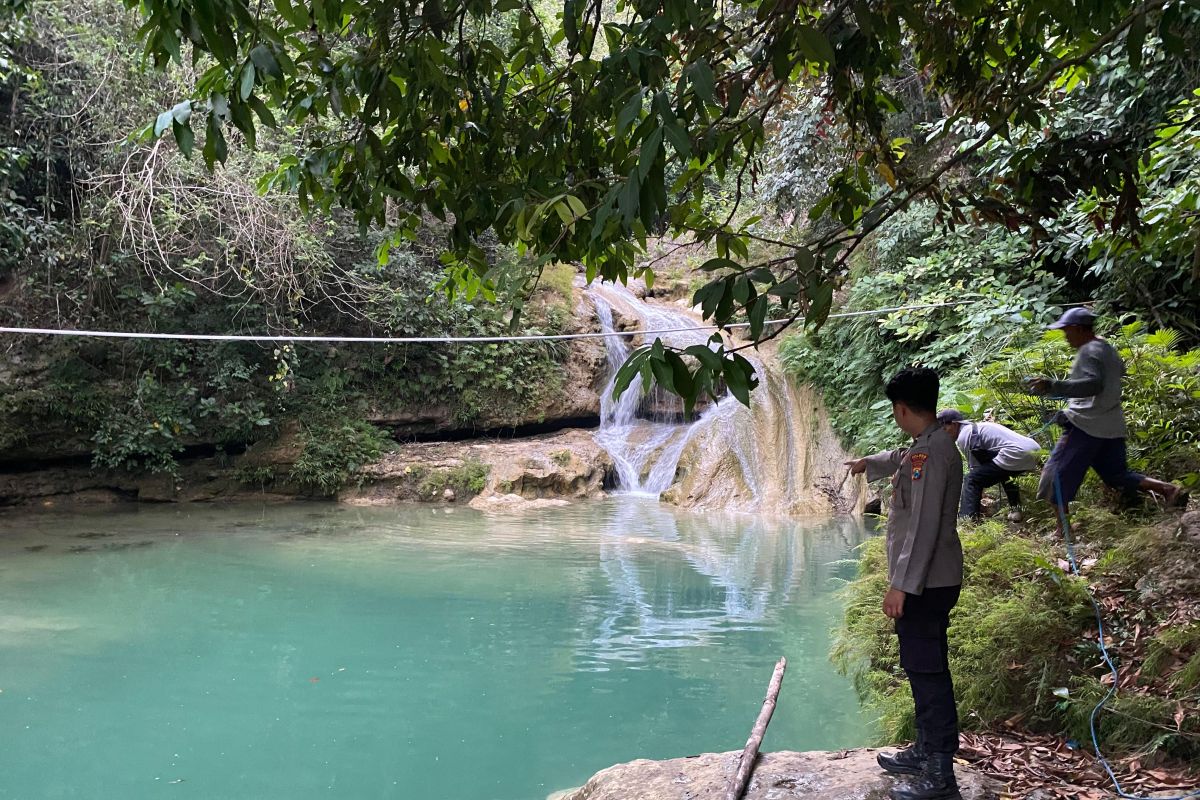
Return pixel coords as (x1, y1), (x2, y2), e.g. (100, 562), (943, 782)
(554, 749), (1000, 800)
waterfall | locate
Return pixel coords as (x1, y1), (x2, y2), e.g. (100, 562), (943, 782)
(591, 285), (700, 494)
(588, 282), (860, 516)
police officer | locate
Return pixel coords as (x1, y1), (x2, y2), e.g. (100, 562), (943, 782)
(1028, 307), (1189, 534)
(936, 409), (1040, 522)
(847, 367), (964, 800)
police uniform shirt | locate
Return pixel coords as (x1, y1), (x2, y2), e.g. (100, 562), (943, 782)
(864, 423), (964, 595)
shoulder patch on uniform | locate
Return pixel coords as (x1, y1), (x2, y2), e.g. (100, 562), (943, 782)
(910, 452), (928, 481)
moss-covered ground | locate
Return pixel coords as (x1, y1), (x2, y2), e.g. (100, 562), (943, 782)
(833, 497), (1200, 796)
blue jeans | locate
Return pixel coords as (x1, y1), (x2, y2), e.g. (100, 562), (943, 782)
(1037, 420), (1144, 504)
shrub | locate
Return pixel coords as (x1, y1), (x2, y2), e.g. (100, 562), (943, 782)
(417, 459), (491, 499)
(832, 520), (1093, 743)
(972, 323), (1200, 491)
(780, 203), (1063, 453)
(289, 417), (387, 495)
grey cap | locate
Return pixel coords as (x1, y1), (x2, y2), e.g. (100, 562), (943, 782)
(936, 409), (966, 425)
(1048, 307), (1097, 329)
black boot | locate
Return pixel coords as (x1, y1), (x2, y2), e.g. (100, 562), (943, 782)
(876, 733), (927, 776)
(888, 752), (961, 800)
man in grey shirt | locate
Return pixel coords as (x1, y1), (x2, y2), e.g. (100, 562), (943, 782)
(847, 367), (963, 800)
(936, 410), (1040, 521)
(1029, 308), (1188, 531)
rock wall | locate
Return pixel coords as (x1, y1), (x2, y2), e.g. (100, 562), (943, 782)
(555, 749), (999, 800)
(0, 427), (612, 508)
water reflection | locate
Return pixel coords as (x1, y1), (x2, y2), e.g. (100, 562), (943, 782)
(581, 499), (868, 666)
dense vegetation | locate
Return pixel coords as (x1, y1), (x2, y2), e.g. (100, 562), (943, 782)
(18, 0), (1192, 407)
(2, 0), (1199, 786)
(834, 511), (1200, 764)
(0, 0), (573, 487)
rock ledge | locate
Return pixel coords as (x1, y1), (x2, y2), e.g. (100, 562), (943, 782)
(556, 748), (1000, 800)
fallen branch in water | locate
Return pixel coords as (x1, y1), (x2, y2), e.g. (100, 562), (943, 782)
(727, 656), (787, 800)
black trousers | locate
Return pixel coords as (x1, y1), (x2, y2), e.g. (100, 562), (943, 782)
(959, 461), (1023, 518)
(896, 585), (961, 754)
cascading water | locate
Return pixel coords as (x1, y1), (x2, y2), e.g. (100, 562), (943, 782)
(591, 283), (710, 495)
(588, 282), (860, 516)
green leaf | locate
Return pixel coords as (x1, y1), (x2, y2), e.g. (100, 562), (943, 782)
(661, 117), (691, 159)
(638, 126), (663, 181)
(172, 119), (195, 157)
(748, 295), (769, 340)
(203, 114), (228, 167)
(693, 280), (726, 319)
(154, 109), (174, 138)
(686, 59), (715, 103)
(239, 61), (256, 101)
(249, 44), (282, 80)
(613, 346), (652, 399)
(209, 92), (230, 120)
(698, 257), (739, 272)
(664, 351), (695, 406)
(722, 355), (757, 407)
(1127, 13), (1146, 69)
(170, 100), (193, 124)
(247, 95), (278, 128)
(796, 25), (835, 65)
(617, 89), (643, 135)
(806, 278), (834, 326)
(650, 349), (676, 394)
(683, 343), (723, 372)
(271, 0), (309, 28)
(228, 97), (256, 148)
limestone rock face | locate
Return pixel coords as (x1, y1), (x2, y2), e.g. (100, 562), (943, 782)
(558, 749), (1000, 800)
(339, 428), (612, 506)
(1, 427), (612, 508)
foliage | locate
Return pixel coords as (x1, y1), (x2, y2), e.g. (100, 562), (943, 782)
(0, 1), (573, 476)
(90, 374), (201, 476)
(779, 203), (1063, 452)
(833, 520), (1094, 745)
(970, 20), (1200, 337)
(972, 322), (1200, 490)
(1142, 623), (1200, 689)
(114, 0), (1200, 409)
(234, 464), (277, 488)
(417, 459), (491, 499)
(289, 416), (387, 495)
(1042, 97), (1200, 338)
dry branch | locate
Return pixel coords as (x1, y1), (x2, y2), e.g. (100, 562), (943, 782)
(727, 656), (787, 800)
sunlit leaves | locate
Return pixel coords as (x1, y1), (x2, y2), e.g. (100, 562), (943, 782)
(121, 0), (1197, 408)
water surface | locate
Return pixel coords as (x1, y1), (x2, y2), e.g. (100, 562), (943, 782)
(0, 499), (870, 799)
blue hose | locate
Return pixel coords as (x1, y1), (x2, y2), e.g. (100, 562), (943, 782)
(1051, 472), (1200, 800)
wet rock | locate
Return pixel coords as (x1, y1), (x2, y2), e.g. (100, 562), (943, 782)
(341, 428), (612, 506)
(664, 361), (861, 518)
(468, 494), (571, 512)
(442, 488), (456, 502)
(556, 749), (1000, 800)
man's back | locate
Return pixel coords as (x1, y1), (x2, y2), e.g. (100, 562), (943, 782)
(1061, 339), (1126, 438)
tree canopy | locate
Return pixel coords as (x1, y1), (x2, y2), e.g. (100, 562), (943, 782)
(104, 0), (1200, 403)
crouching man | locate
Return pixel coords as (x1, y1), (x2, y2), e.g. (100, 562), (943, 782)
(847, 368), (964, 800)
(936, 409), (1040, 522)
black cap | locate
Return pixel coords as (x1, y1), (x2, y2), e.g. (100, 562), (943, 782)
(937, 409), (966, 425)
(1048, 307), (1097, 329)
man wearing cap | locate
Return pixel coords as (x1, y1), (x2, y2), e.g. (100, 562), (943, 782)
(936, 410), (1041, 522)
(1028, 307), (1188, 529)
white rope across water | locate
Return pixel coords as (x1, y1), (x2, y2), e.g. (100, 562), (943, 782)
(0, 300), (986, 344)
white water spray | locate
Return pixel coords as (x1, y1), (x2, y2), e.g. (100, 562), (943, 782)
(587, 282), (859, 516)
